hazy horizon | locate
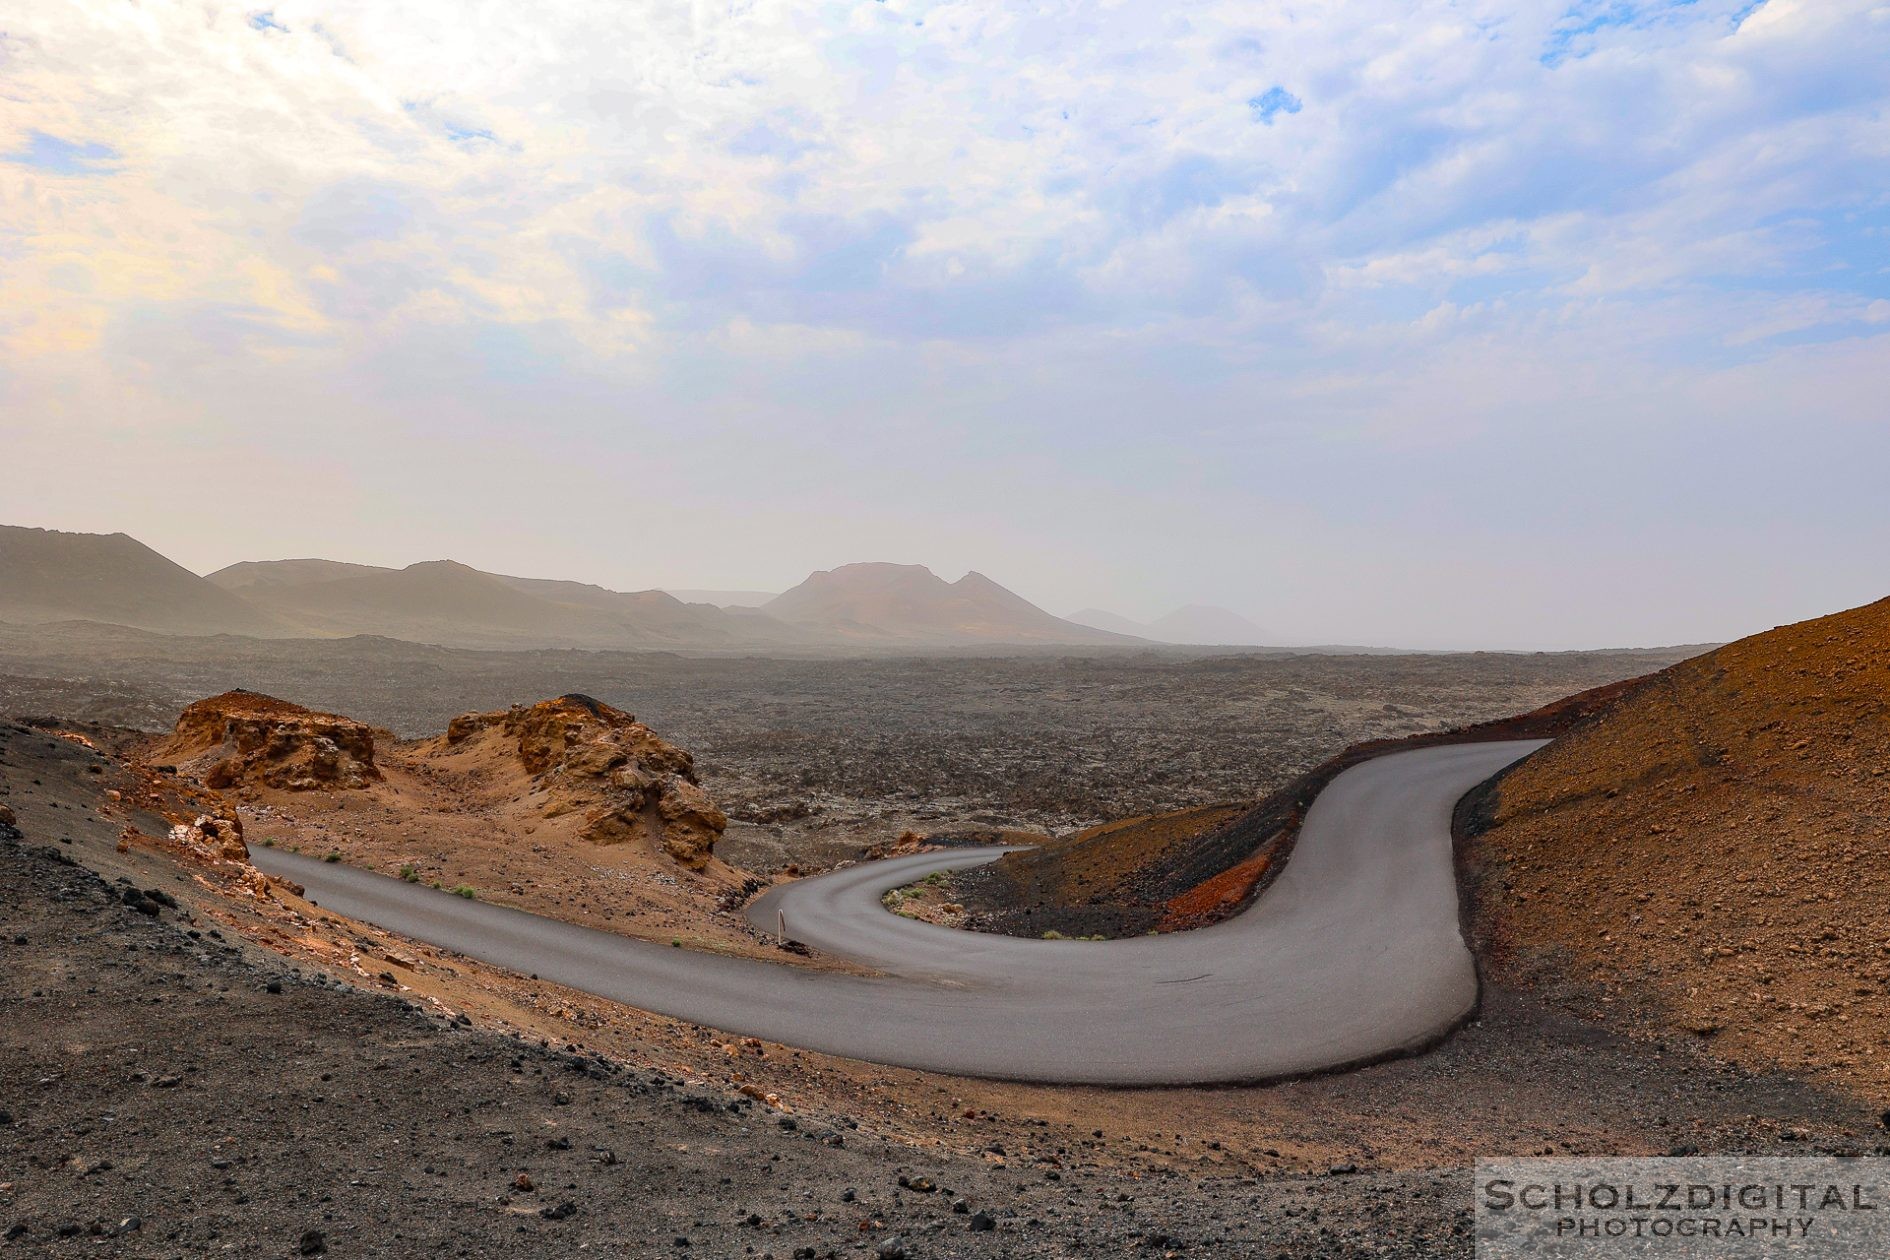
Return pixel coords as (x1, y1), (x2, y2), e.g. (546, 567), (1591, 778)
(5, 2), (1885, 652)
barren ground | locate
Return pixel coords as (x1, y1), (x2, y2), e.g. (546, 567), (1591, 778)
(1464, 596), (1890, 1105)
(0, 623), (1697, 872)
(7, 638), (1887, 1256)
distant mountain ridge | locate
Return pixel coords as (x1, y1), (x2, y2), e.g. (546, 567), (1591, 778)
(661, 589), (779, 609)
(206, 558), (813, 650)
(765, 563), (1141, 646)
(0, 524), (1147, 651)
(0, 525), (290, 638)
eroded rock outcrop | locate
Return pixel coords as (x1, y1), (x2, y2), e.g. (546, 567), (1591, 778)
(154, 690), (383, 792)
(443, 694), (727, 868)
(168, 810), (250, 863)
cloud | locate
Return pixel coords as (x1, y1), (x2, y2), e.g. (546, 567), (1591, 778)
(0, 0), (1885, 645)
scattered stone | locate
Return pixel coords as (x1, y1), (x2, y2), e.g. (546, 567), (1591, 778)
(298, 1229), (326, 1256)
(876, 1236), (907, 1260)
(969, 1211), (996, 1232)
(540, 1202), (577, 1221)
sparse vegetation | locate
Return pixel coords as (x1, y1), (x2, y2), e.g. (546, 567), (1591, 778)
(399, 863), (418, 882)
(323, 850), (341, 863)
(452, 884), (477, 899)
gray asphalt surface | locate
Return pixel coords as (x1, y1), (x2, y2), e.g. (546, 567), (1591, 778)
(249, 739), (1543, 1085)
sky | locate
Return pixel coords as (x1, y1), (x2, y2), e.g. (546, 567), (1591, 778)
(1, 0), (1886, 650)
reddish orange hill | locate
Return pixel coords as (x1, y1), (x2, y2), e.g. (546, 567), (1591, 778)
(140, 690), (758, 953)
(1468, 596), (1890, 1100)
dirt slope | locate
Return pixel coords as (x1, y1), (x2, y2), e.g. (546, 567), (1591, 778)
(210, 557), (811, 650)
(0, 524), (287, 637)
(1465, 596), (1890, 1100)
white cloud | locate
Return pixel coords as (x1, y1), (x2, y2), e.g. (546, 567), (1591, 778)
(0, 0), (1885, 646)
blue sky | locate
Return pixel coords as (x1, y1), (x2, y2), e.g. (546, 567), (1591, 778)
(1, 0), (1885, 648)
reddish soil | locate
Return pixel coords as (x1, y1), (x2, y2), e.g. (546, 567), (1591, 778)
(131, 691), (785, 959)
(1464, 596), (1890, 1104)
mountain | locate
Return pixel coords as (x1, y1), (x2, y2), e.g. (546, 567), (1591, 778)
(208, 558), (394, 591)
(1068, 604), (1274, 645)
(1148, 605), (1274, 645)
(0, 525), (289, 637)
(4, 526), (1143, 651)
(662, 589), (780, 609)
(212, 559), (607, 648)
(1465, 596), (1890, 1097)
(207, 558), (811, 650)
(765, 563), (1140, 646)
(1065, 608), (1150, 637)
(489, 574), (810, 646)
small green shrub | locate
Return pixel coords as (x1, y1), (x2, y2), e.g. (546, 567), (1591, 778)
(452, 885), (477, 900)
(323, 850), (341, 863)
(399, 864), (419, 882)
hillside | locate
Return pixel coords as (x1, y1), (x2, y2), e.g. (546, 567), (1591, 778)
(207, 558), (395, 591)
(211, 558), (809, 650)
(0, 525), (288, 637)
(1148, 605), (1274, 646)
(491, 574), (812, 647)
(225, 559), (617, 647)
(766, 563), (1139, 646)
(1465, 596), (1890, 1099)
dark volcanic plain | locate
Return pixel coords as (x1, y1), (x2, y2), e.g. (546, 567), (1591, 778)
(0, 622), (1697, 870)
(4, 721), (1882, 1259)
(13, 627), (1881, 1257)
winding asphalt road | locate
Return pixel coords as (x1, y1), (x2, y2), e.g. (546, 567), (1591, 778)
(248, 740), (1542, 1086)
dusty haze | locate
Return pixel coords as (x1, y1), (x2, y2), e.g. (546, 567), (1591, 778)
(4, 2), (1886, 650)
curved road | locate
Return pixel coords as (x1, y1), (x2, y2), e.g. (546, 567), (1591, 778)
(249, 740), (1542, 1086)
